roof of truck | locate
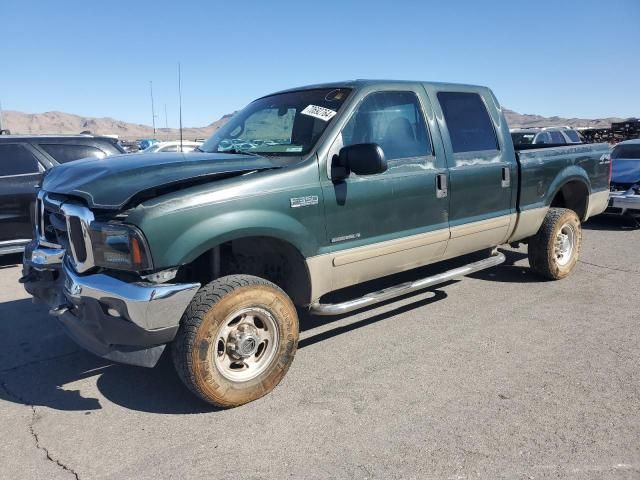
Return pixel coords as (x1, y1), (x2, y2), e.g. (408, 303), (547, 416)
(264, 79), (490, 97)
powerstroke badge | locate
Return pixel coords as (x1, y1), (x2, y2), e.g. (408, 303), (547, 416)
(290, 195), (319, 208)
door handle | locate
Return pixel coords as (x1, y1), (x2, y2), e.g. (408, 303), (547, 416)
(501, 167), (511, 188)
(436, 173), (448, 198)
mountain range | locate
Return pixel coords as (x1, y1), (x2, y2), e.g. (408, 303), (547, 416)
(0, 108), (626, 140)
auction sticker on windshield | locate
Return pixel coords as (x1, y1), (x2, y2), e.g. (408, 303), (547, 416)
(301, 105), (337, 122)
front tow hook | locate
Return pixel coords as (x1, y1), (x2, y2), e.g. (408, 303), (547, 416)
(49, 305), (70, 317)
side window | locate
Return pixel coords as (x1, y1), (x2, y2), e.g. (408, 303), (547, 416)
(564, 130), (581, 143)
(534, 132), (551, 144)
(549, 131), (566, 144)
(0, 144), (40, 176)
(437, 92), (499, 153)
(341, 91), (432, 163)
(39, 144), (106, 163)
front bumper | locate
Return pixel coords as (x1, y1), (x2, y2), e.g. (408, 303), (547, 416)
(606, 190), (640, 217)
(22, 241), (200, 367)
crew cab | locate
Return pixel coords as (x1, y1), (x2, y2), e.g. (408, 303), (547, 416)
(22, 81), (610, 407)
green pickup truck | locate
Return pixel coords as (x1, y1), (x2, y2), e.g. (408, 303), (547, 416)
(22, 80), (610, 407)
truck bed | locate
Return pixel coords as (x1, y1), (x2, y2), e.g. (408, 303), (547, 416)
(516, 143), (611, 214)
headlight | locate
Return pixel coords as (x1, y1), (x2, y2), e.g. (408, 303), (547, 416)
(89, 222), (153, 272)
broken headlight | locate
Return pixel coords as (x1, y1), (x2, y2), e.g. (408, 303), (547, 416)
(89, 223), (153, 272)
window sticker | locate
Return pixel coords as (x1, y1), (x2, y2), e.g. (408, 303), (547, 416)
(301, 104), (337, 122)
(286, 146), (303, 152)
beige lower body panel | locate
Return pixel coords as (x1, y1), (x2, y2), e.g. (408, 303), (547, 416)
(585, 189), (609, 220)
(441, 215), (513, 261)
(306, 229), (448, 301)
(307, 215), (516, 302)
(507, 207), (549, 243)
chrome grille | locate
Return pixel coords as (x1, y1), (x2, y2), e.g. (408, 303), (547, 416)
(37, 192), (95, 273)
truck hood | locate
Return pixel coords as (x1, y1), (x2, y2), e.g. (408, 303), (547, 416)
(42, 152), (278, 209)
(612, 158), (640, 185)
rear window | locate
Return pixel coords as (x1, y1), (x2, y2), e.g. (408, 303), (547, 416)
(437, 92), (498, 153)
(0, 144), (40, 175)
(564, 130), (581, 142)
(39, 144), (107, 164)
(612, 144), (640, 159)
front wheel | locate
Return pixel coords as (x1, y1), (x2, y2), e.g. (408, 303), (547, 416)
(528, 207), (582, 280)
(172, 274), (299, 407)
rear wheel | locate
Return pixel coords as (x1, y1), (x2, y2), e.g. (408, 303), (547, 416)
(172, 274), (299, 407)
(528, 207), (582, 280)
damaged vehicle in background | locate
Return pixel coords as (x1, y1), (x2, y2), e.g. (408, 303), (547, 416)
(22, 80), (610, 407)
(606, 139), (640, 223)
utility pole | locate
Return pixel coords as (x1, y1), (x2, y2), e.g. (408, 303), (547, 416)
(149, 81), (157, 138)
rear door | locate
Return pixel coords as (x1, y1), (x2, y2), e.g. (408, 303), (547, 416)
(426, 89), (515, 258)
(321, 87), (450, 290)
(0, 143), (44, 242)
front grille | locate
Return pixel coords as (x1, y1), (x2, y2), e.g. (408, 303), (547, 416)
(37, 192), (95, 272)
(68, 217), (87, 262)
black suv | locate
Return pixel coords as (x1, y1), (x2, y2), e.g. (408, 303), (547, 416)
(0, 135), (125, 255)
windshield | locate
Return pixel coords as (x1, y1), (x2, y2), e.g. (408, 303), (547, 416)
(511, 132), (536, 145)
(612, 144), (640, 159)
(200, 88), (352, 157)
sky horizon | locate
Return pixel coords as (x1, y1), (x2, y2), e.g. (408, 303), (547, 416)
(2, 0), (639, 128)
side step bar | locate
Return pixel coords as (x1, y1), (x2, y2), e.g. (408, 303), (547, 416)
(309, 251), (506, 316)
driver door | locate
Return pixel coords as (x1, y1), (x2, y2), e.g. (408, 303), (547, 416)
(320, 88), (450, 291)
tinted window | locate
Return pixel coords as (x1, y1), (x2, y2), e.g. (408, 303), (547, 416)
(534, 132), (552, 144)
(511, 132), (536, 145)
(341, 91), (432, 161)
(612, 144), (640, 159)
(0, 144), (40, 175)
(40, 144), (106, 164)
(437, 92), (498, 153)
(564, 130), (581, 142)
(549, 131), (566, 144)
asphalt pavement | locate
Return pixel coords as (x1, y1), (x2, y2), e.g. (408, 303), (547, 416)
(0, 215), (638, 479)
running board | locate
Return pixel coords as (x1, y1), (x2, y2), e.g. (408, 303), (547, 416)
(309, 251), (506, 316)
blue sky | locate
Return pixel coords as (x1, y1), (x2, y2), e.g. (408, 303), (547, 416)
(2, 0), (639, 127)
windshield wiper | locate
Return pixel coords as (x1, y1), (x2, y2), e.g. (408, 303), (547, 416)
(218, 148), (261, 156)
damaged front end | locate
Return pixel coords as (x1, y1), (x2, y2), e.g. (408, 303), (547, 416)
(22, 191), (200, 367)
(607, 182), (640, 218)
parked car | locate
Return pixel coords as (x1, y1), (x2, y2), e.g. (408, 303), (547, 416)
(606, 139), (640, 219)
(22, 80), (610, 407)
(136, 138), (158, 150)
(0, 135), (125, 255)
(141, 141), (202, 153)
(118, 140), (140, 153)
(510, 127), (583, 146)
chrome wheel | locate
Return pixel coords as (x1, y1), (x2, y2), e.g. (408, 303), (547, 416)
(213, 307), (280, 382)
(554, 223), (575, 266)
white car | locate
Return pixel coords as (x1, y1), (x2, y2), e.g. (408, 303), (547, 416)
(510, 127), (583, 146)
(141, 141), (202, 153)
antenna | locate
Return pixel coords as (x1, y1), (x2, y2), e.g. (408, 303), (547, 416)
(178, 63), (183, 150)
(149, 81), (157, 138)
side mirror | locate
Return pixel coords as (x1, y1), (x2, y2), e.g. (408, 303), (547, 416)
(332, 143), (387, 180)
